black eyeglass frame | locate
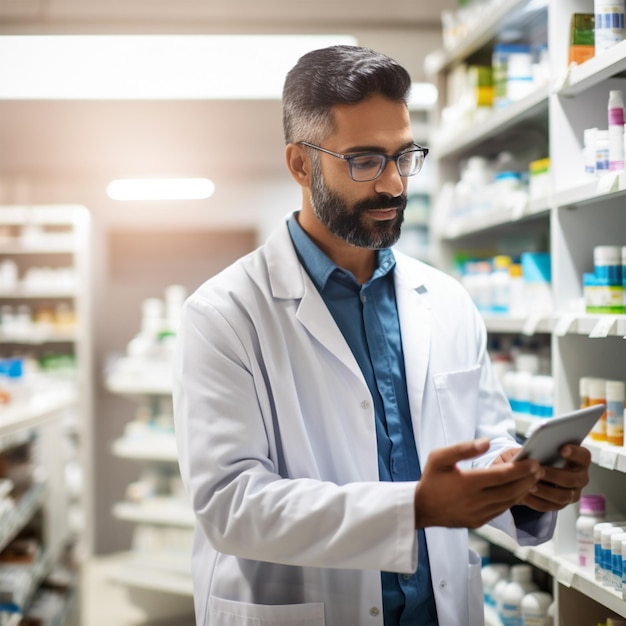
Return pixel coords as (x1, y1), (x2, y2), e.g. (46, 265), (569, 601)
(298, 141), (429, 182)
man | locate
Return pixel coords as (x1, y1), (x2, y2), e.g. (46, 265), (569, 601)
(173, 45), (590, 626)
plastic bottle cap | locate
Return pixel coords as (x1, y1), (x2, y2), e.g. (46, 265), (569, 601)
(606, 380), (625, 401)
(594, 246), (621, 264)
(588, 378), (607, 399)
(580, 494), (607, 514)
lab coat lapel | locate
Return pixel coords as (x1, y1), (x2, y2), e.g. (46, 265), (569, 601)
(265, 220), (366, 383)
(394, 253), (432, 456)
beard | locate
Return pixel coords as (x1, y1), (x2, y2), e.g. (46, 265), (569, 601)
(309, 162), (406, 250)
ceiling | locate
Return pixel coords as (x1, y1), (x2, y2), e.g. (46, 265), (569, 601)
(0, 0), (453, 221)
(0, 0), (454, 32)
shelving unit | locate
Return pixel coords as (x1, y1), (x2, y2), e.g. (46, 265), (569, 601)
(0, 386), (79, 625)
(0, 204), (92, 624)
(426, 1), (626, 623)
(104, 365), (194, 622)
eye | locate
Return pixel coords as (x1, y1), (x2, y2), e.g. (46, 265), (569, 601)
(351, 155), (384, 171)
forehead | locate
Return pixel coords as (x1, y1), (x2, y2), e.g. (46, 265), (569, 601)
(329, 94), (412, 149)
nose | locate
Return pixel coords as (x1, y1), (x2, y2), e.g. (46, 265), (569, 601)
(374, 160), (405, 197)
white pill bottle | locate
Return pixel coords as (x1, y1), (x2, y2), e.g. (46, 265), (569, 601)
(521, 591), (553, 626)
(500, 564), (539, 626)
(576, 494), (607, 568)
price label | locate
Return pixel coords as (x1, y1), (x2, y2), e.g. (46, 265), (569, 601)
(522, 312), (543, 336)
(599, 447), (619, 470)
(555, 314), (576, 337)
(589, 317), (616, 338)
(597, 172), (619, 194)
(556, 564), (575, 587)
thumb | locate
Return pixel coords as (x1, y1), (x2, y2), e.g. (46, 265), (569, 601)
(429, 438), (490, 471)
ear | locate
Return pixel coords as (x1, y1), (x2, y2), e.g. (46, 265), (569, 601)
(285, 143), (312, 188)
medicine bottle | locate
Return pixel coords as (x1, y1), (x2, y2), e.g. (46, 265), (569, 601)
(606, 381), (625, 446)
(596, 129), (610, 173)
(481, 563), (510, 607)
(595, 245), (623, 285)
(500, 564), (539, 626)
(595, 522), (617, 581)
(601, 526), (626, 586)
(521, 591), (553, 626)
(610, 531), (626, 591)
(579, 376), (592, 408)
(588, 378), (608, 442)
(577, 494), (607, 568)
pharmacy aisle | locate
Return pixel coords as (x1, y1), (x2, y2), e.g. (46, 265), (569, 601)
(427, 1), (626, 624)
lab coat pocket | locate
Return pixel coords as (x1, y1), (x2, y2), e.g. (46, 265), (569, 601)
(208, 596), (325, 626)
(467, 549), (485, 626)
(432, 364), (481, 445)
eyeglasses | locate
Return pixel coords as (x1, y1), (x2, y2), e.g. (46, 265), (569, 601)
(299, 141), (429, 182)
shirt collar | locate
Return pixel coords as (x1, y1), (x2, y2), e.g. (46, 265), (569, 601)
(287, 211), (395, 290)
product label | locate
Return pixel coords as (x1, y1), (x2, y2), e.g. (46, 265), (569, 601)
(500, 606), (523, 626)
(607, 399), (625, 445)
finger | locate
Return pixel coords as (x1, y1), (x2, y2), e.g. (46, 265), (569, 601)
(494, 447), (522, 464)
(541, 465), (589, 490)
(429, 438), (490, 470)
(559, 444), (592, 467)
(482, 473), (543, 505)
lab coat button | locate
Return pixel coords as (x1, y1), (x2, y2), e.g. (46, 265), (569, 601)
(360, 400), (370, 410)
(369, 607), (380, 617)
(439, 579), (447, 589)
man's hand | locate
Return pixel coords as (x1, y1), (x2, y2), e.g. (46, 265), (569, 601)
(495, 444), (591, 512)
(413, 439), (545, 529)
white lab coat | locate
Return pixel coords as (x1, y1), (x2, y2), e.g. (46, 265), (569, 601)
(173, 218), (555, 626)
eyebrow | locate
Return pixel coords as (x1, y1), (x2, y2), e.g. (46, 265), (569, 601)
(344, 141), (416, 155)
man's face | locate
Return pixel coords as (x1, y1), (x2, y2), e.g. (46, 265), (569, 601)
(307, 94), (413, 250)
(309, 158), (406, 249)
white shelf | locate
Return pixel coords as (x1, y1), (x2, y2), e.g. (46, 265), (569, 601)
(553, 173), (626, 209)
(433, 85), (549, 159)
(0, 331), (77, 344)
(0, 289), (77, 299)
(0, 386), (77, 439)
(484, 314), (626, 337)
(441, 198), (550, 240)
(0, 480), (47, 553)
(0, 242), (75, 255)
(107, 552), (193, 596)
(0, 205), (87, 225)
(428, 0), (545, 74)
(112, 436), (178, 462)
(112, 501), (195, 528)
(476, 526), (626, 618)
(105, 358), (173, 396)
(430, 3), (626, 623)
(106, 378), (172, 396)
(558, 39), (626, 98)
(483, 315), (554, 335)
(0, 204), (93, 620)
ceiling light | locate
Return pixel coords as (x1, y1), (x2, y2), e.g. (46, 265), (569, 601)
(0, 34), (357, 100)
(106, 178), (215, 201)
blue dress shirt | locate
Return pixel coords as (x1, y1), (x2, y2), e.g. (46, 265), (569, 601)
(288, 214), (438, 626)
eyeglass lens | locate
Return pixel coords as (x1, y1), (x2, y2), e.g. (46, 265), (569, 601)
(350, 150), (424, 181)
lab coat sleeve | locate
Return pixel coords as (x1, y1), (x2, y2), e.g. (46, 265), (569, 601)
(173, 291), (418, 574)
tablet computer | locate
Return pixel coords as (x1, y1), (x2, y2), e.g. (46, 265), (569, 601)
(512, 403), (606, 467)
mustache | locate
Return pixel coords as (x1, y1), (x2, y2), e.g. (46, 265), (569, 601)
(353, 194), (407, 214)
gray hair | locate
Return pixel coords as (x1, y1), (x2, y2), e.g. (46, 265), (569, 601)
(282, 45), (412, 145)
